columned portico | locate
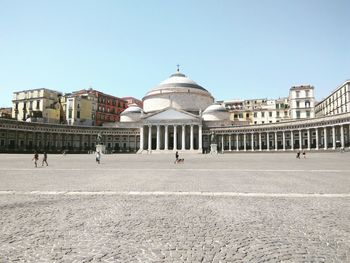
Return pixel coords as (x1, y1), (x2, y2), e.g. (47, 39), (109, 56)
(282, 131), (286, 151)
(251, 133), (254, 151)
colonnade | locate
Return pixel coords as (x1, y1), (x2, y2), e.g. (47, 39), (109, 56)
(212, 124), (350, 152)
(139, 124), (202, 152)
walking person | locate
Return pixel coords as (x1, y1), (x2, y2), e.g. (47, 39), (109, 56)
(96, 150), (101, 164)
(302, 150), (306, 159)
(175, 151), (179, 164)
(296, 151), (300, 159)
(32, 151), (39, 167)
(42, 152), (48, 166)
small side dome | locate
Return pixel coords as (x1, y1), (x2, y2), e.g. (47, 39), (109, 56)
(120, 104), (143, 122)
(202, 103), (230, 121)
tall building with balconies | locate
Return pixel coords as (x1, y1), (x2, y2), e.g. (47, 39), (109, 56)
(64, 92), (97, 126)
(12, 88), (63, 123)
(73, 89), (128, 126)
(315, 80), (350, 117)
(288, 85), (315, 119)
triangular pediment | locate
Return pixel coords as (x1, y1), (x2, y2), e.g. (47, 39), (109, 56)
(144, 108), (199, 121)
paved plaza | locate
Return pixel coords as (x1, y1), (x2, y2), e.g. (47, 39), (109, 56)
(0, 152), (349, 262)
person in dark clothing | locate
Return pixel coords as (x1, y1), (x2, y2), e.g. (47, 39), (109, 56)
(42, 152), (48, 166)
(296, 151), (300, 159)
(175, 151), (179, 164)
(32, 152), (39, 167)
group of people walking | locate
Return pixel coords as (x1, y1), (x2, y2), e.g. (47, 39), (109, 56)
(296, 151), (306, 159)
(32, 152), (48, 167)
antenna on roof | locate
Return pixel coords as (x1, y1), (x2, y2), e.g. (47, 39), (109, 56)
(176, 64), (180, 72)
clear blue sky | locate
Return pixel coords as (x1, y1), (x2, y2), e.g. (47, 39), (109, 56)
(1, 0), (349, 107)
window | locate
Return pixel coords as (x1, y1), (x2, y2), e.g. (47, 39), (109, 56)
(305, 90), (309, 97)
(269, 112), (272, 117)
(246, 113), (249, 118)
(15, 103), (18, 110)
(276, 111), (280, 117)
(77, 104), (80, 109)
(36, 100), (40, 109)
(296, 101), (300, 108)
(77, 111), (80, 118)
(29, 101), (33, 110)
(306, 111), (310, 117)
(305, 100), (310, 108)
(261, 112), (265, 117)
(296, 111), (300, 119)
(254, 112), (257, 117)
(68, 110), (72, 119)
(296, 91), (300, 98)
(276, 104), (279, 109)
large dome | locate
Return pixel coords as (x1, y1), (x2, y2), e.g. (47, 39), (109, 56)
(143, 70), (214, 113)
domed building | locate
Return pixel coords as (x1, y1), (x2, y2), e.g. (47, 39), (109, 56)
(202, 103), (230, 121)
(143, 69), (214, 114)
(120, 104), (143, 122)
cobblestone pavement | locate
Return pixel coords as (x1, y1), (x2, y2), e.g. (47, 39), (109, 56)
(0, 153), (349, 262)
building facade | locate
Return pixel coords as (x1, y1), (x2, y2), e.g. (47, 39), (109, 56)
(64, 92), (97, 126)
(289, 85), (315, 119)
(12, 88), (63, 123)
(315, 80), (350, 117)
(1, 71), (349, 153)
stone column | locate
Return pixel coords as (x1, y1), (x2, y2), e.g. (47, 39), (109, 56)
(348, 124), (350, 149)
(243, 133), (246, 151)
(340, 125), (344, 149)
(267, 132), (270, 151)
(148, 125), (152, 151)
(156, 125), (160, 150)
(282, 131), (286, 151)
(173, 125), (177, 150)
(307, 129), (311, 150)
(139, 126), (144, 151)
(299, 130), (302, 150)
(229, 134), (232, 151)
(291, 130), (294, 151)
(332, 126), (336, 150)
(164, 125), (168, 150)
(259, 133), (262, 151)
(198, 125), (202, 152)
(324, 127), (327, 150)
(251, 133), (254, 151)
(190, 125), (194, 150)
(181, 125), (185, 150)
(221, 134), (224, 153)
(274, 132), (278, 151)
(236, 134), (239, 151)
(315, 128), (319, 150)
